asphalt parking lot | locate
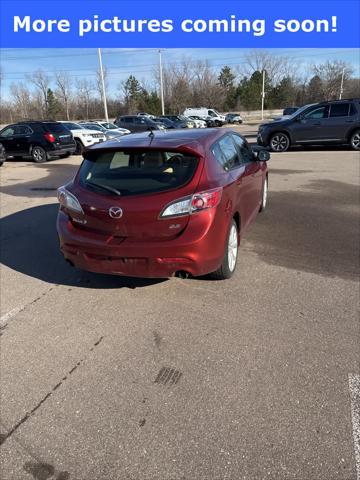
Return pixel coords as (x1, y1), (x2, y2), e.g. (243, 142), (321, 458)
(0, 141), (359, 480)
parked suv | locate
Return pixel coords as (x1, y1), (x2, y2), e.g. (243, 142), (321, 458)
(57, 129), (270, 280)
(59, 122), (106, 154)
(114, 115), (164, 133)
(0, 121), (76, 163)
(257, 99), (360, 152)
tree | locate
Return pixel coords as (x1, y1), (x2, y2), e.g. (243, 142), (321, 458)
(312, 60), (353, 100)
(122, 75), (143, 113)
(10, 82), (32, 119)
(27, 69), (50, 117)
(242, 50), (297, 86)
(96, 66), (108, 104)
(46, 88), (61, 118)
(237, 70), (272, 110)
(218, 66), (237, 110)
(306, 75), (324, 103)
(55, 71), (72, 120)
(75, 79), (94, 119)
(269, 76), (297, 108)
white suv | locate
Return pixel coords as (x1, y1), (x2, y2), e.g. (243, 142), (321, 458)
(60, 122), (107, 154)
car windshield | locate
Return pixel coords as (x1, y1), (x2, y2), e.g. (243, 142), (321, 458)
(100, 122), (117, 130)
(79, 150), (199, 197)
(62, 122), (82, 130)
(84, 125), (104, 131)
(288, 104), (315, 119)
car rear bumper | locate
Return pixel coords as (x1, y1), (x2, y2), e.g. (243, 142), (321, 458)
(57, 210), (227, 278)
(48, 145), (76, 158)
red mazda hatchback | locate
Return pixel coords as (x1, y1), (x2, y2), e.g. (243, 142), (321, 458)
(57, 129), (269, 279)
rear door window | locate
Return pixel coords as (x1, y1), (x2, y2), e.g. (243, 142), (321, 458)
(329, 103), (350, 117)
(79, 150), (199, 196)
(214, 135), (240, 171)
(16, 125), (32, 135)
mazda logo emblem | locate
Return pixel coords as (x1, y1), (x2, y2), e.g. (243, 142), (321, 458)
(108, 206), (123, 219)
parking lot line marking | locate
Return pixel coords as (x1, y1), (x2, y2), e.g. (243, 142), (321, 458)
(349, 373), (360, 480)
(0, 305), (25, 328)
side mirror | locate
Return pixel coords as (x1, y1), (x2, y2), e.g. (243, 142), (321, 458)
(257, 149), (270, 162)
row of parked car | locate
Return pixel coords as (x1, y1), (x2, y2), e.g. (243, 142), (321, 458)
(0, 108), (244, 164)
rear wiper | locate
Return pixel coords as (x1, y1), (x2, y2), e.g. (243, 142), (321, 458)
(86, 180), (121, 196)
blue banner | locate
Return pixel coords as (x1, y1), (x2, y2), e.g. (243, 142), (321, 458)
(0, 0), (359, 48)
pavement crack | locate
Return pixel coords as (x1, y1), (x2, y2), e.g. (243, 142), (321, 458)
(0, 286), (59, 332)
(0, 335), (105, 447)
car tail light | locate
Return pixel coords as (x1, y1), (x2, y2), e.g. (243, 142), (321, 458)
(44, 132), (56, 143)
(160, 187), (222, 218)
(57, 187), (83, 214)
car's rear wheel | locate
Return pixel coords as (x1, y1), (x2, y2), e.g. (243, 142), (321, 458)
(75, 139), (84, 155)
(350, 130), (360, 150)
(210, 219), (239, 280)
(31, 146), (47, 163)
(259, 176), (268, 212)
(269, 132), (290, 152)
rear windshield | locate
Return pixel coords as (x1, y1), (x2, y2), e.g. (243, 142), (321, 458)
(42, 122), (69, 133)
(79, 150), (199, 197)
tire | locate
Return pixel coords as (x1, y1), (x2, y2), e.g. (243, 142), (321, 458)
(350, 130), (360, 151)
(210, 219), (239, 280)
(259, 176), (268, 212)
(31, 146), (48, 163)
(75, 139), (84, 155)
(269, 132), (290, 152)
(215, 120), (222, 127)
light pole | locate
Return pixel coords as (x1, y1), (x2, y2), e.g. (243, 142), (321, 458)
(339, 67), (345, 100)
(159, 50), (165, 115)
(261, 70), (265, 121)
(98, 48), (109, 122)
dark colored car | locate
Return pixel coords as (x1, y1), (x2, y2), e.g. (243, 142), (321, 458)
(0, 121), (76, 162)
(0, 143), (5, 166)
(57, 129), (270, 280)
(153, 117), (176, 129)
(258, 99), (360, 152)
(283, 107), (299, 116)
(114, 115), (164, 133)
(160, 115), (192, 128)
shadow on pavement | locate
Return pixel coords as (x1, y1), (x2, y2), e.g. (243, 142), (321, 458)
(247, 179), (360, 280)
(0, 203), (165, 289)
(0, 161), (80, 199)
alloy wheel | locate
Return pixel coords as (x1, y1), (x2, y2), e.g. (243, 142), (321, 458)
(270, 133), (289, 152)
(351, 132), (360, 150)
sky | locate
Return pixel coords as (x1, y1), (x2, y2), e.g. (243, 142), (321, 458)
(1, 48), (359, 99)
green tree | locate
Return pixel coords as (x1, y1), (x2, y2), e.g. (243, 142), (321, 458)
(268, 77), (297, 108)
(122, 75), (143, 113)
(306, 75), (324, 103)
(237, 71), (272, 110)
(218, 66), (237, 110)
(137, 90), (161, 115)
(46, 88), (61, 118)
